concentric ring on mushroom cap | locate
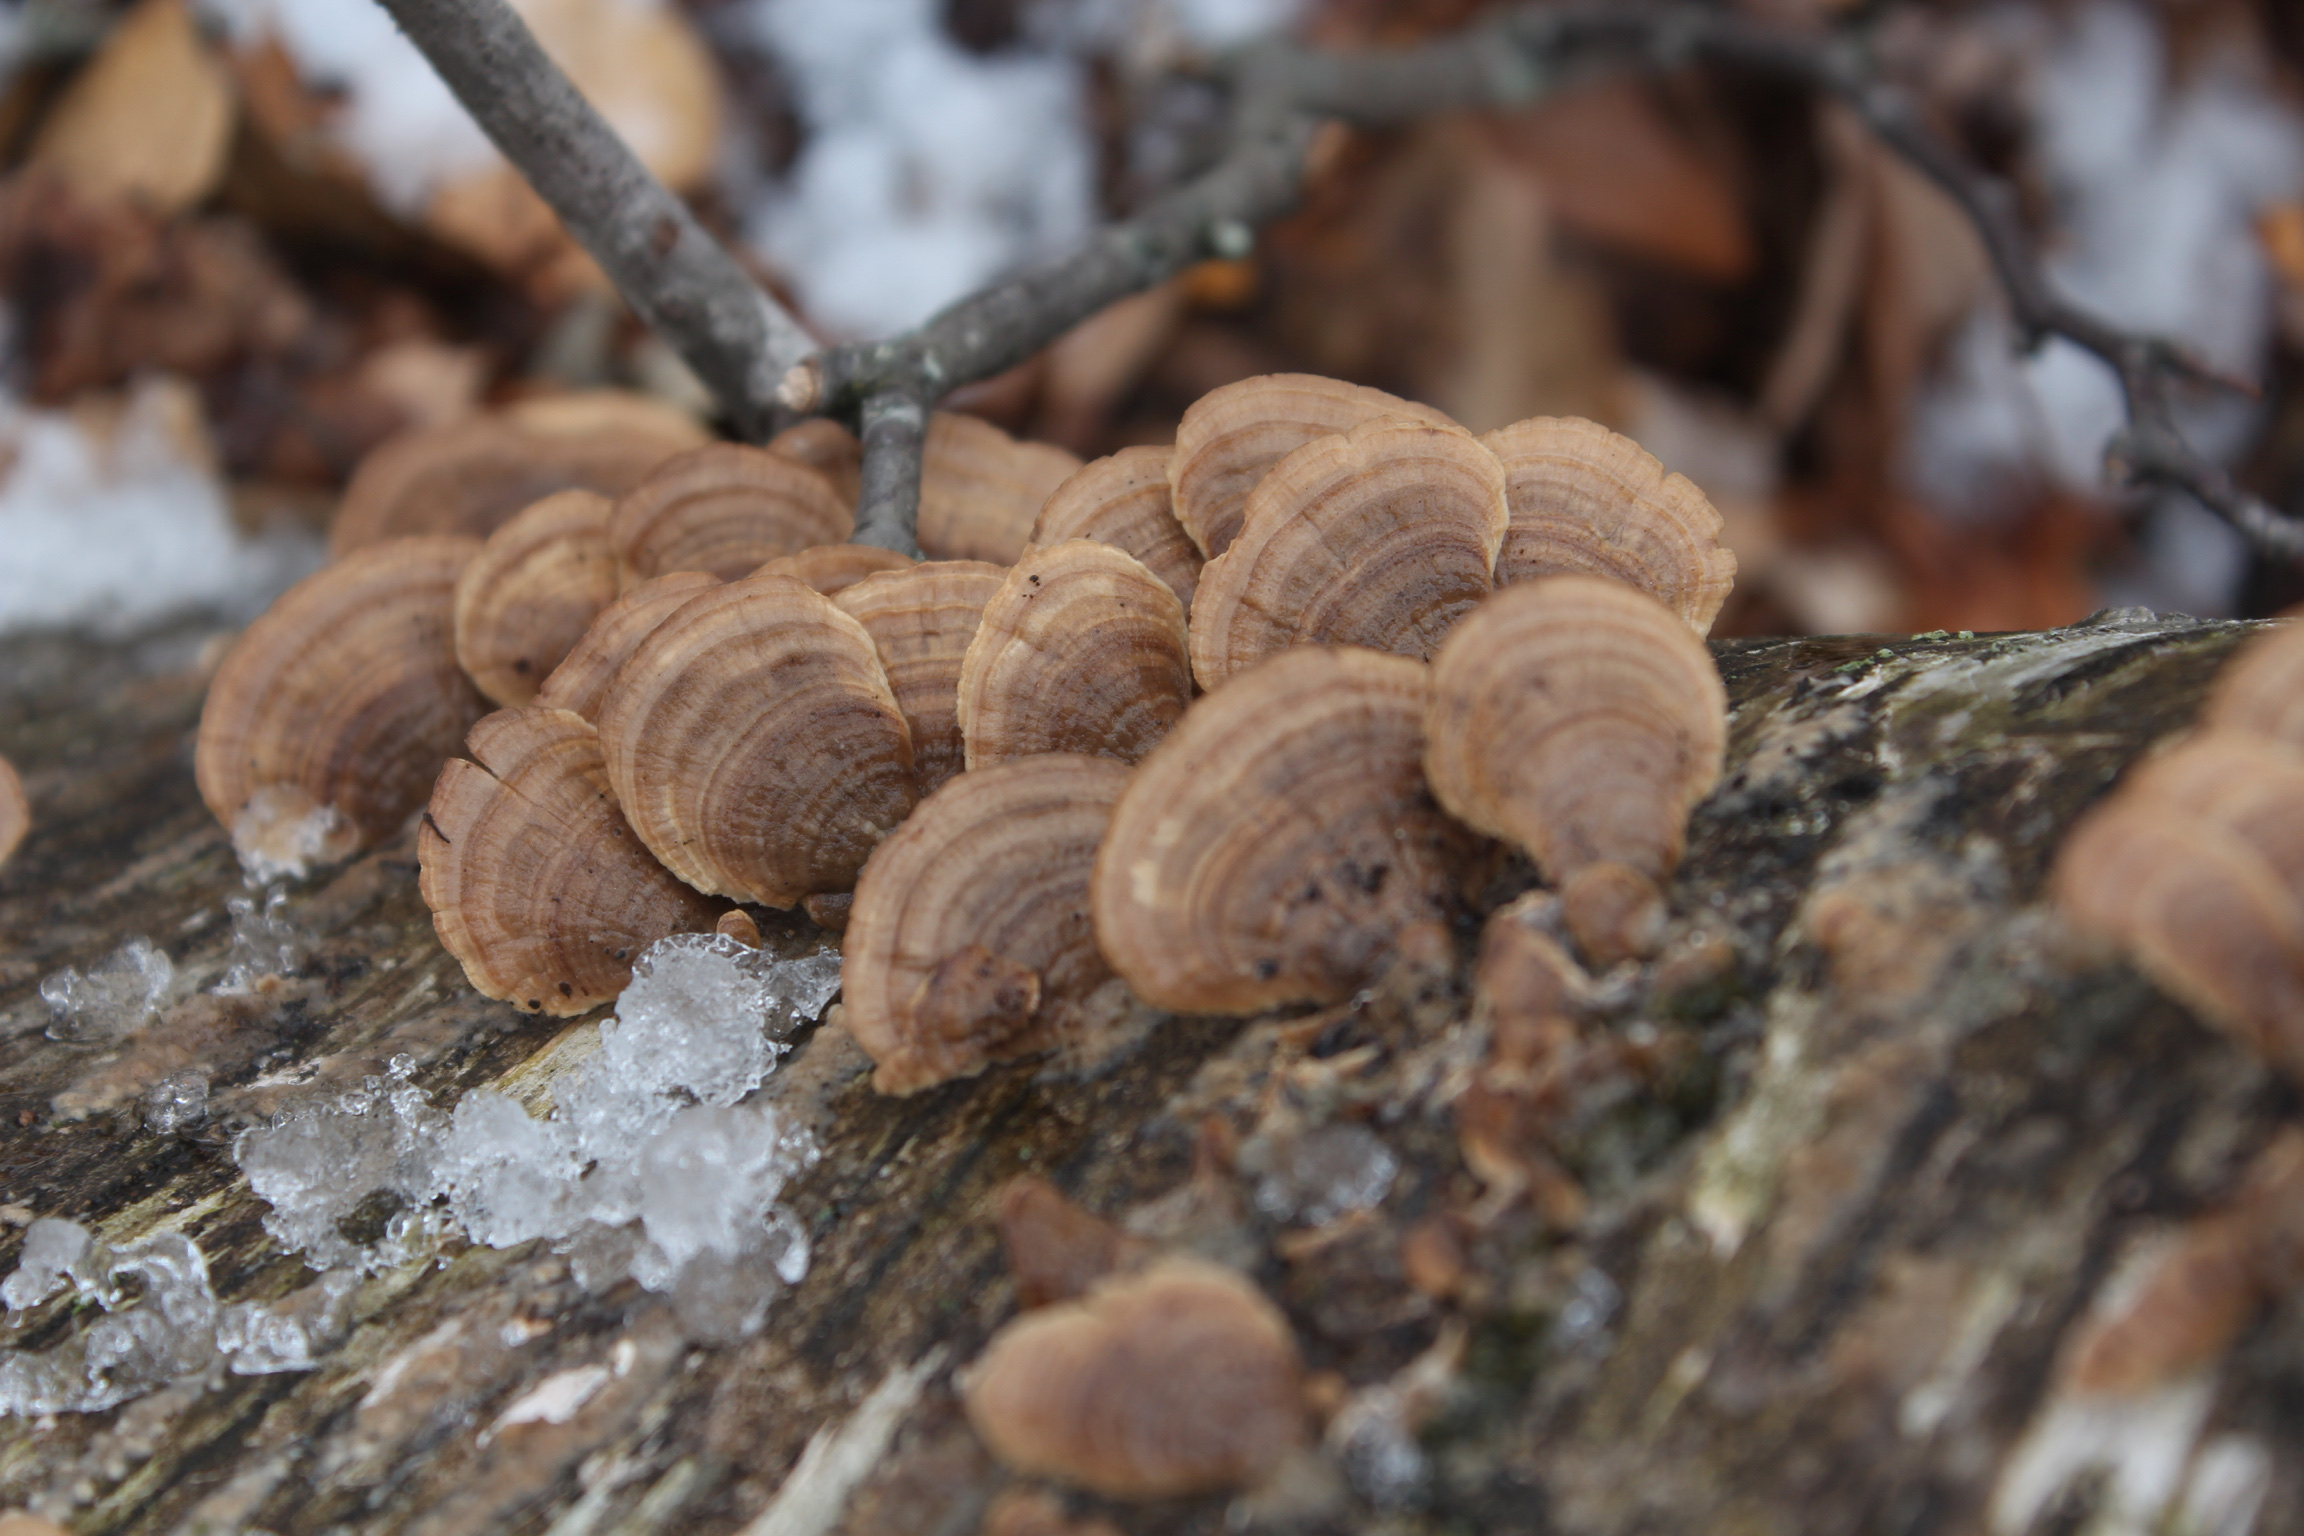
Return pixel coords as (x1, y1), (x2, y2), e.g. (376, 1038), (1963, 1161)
(1187, 417), (1507, 691)
(533, 570), (719, 722)
(420, 706), (722, 1016)
(609, 441), (853, 585)
(1029, 445), (1203, 607)
(1092, 645), (1476, 1014)
(2204, 620), (2304, 748)
(844, 753), (1133, 1095)
(835, 559), (1007, 794)
(919, 412), (1084, 565)
(595, 572), (917, 907)
(1424, 576), (1725, 884)
(958, 539), (1192, 770)
(755, 543), (916, 597)
(1480, 415), (1738, 636)
(196, 535), (489, 866)
(1168, 372), (1458, 559)
(454, 488), (620, 707)
(767, 416), (863, 507)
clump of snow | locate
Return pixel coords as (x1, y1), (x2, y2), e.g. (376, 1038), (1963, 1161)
(40, 936), (188, 1043)
(142, 1070), (212, 1135)
(235, 1061), (449, 1273)
(229, 788), (357, 887)
(0, 378), (322, 638)
(214, 881), (312, 993)
(1246, 1123), (1398, 1226)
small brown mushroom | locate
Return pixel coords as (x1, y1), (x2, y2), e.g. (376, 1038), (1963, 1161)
(1168, 372), (1458, 559)
(2203, 620), (2304, 748)
(0, 754), (26, 870)
(2122, 734), (2304, 898)
(962, 1256), (1309, 1500)
(1188, 417), (1507, 691)
(919, 412), (1083, 565)
(595, 573), (917, 907)
(957, 540), (1193, 770)
(1480, 416), (1738, 635)
(996, 1176), (1140, 1308)
(1424, 578), (1726, 964)
(452, 489), (620, 707)
(532, 570), (719, 721)
(1092, 645), (1476, 1013)
(833, 560), (1008, 793)
(1028, 445), (1204, 607)
(608, 442), (853, 585)
(330, 395), (708, 556)
(196, 536), (489, 875)
(843, 754), (1132, 1094)
(767, 416), (865, 507)
(754, 543), (917, 597)
(420, 707), (722, 1015)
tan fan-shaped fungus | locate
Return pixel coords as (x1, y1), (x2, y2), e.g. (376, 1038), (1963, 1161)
(608, 442), (852, 585)
(1424, 578), (1725, 965)
(453, 489), (619, 707)
(767, 417), (864, 507)
(197, 536), (489, 873)
(919, 412), (1083, 565)
(1169, 372), (1457, 559)
(420, 707), (721, 1015)
(833, 560), (1006, 793)
(2202, 620), (2304, 748)
(329, 395), (708, 556)
(1092, 645), (1475, 1013)
(754, 543), (916, 597)
(595, 573), (917, 906)
(963, 1256), (1309, 1499)
(1480, 416), (1737, 635)
(0, 754), (25, 870)
(1188, 418), (1507, 690)
(532, 570), (718, 721)
(1029, 446), (1204, 607)
(958, 540), (1192, 770)
(843, 754), (1132, 1094)
(2122, 734), (2304, 897)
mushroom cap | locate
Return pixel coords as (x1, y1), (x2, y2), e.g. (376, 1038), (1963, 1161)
(1187, 417), (1507, 691)
(753, 542), (918, 597)
(2123, 734), (2304, 899)
(2204, 621), (2304, 748)
(1092, 645), (1477, 1014)
(1168, 372), (1458, 559)
(532, 570), (718, 721)
(1480, 415), (1737, 636)
(833, 559), (1008, 793)
(453, 489), (620, 707)
(962, 1256), (1308, 1500)
(608, 442), (853, 585)
(1028, 445), (1204, 608)
(595, 572), (918, 907)
(2055, 799), (2304, 1082)
(0, 754), (25, 870)
(196, 535), (489, 862)
(1424, 576), (1725, 885)
(958, 539), (1193, 771)
(920, 412), (1084, 565)
(419, 706), (722, 1016)
(330, 396), (707, 556)
(767, 416), (864, 508)
(843, 754), (1133, 1095)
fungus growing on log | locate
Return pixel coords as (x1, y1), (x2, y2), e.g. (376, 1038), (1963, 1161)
(595, 573), (916, 907)
(532, 570), (718, 721)
(1480, 415), (1738, 635)
(918, 412), (1083, 565)
(833, 560), (1007, 793)
(1092, 645), (1475, 1013)
(767, 416), (864, 507)
(957, 539), (1192, 770)
(0, 754), (25, 869)
(196, 536), (489, 875)
(2203, 618), (2304, 748)
(1168, 372), (1458, 559)
(419, 706), (721, 1015)
(843, 754), (1131, 1095)
(608, 442), (852, 584)
(1028, 445), (1204, 607)
(1424, 577), (1726, 964)
(962, 1256), (1309, 1499)
(452, 489), (619, 707)
(1188, 417), (1507, 690)
(755, 543), (917, 597)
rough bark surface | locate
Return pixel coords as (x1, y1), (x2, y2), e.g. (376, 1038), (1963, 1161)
(1, 612), (2297, 1535)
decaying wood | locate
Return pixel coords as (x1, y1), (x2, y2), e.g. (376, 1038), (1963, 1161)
(3, 612), (2302, 1534)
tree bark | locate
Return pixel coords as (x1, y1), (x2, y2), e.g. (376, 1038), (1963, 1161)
(0, 611), (2296, 1535)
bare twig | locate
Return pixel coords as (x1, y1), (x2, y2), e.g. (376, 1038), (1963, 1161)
(373, 0), (814, 442)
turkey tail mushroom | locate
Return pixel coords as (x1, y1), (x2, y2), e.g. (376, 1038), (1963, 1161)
(843, 754), (1133, 1095)
(452, 489), (620, 707)
(532, 570), (719, 722)
(755, 543), (917, 597)
(1423, 577), (1726, 966)
(766, 416), (864, 507)
(609, 442), (853, 585)
(1028, 445), (1203, 607)
(834, 560), (1007, 793)
(919, 412), (1083, 565)
(420, 707), (722, 1015)
(2203, 619), (2304, 748)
